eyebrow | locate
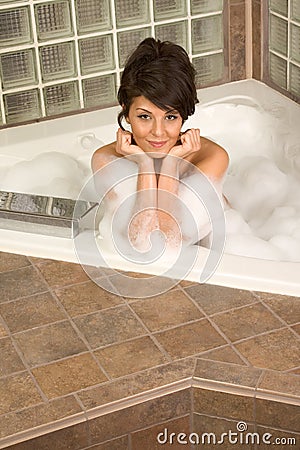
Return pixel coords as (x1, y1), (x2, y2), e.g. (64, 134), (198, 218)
(136, 108), (179, 114)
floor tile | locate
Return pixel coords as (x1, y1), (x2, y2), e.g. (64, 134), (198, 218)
(235, 328), (300, 370)
(7, 421), (89, 449)
(256, 398), (300, 433)
(84, 436), (130, 450)
(73, 305), (147, 349)
(0, 266), (48, 303)
(13, 321), (87, 367)
(131, 415), (190, 450)
(0, 338), (25, 376)
(0, 252), (31, 273)
(0, 373), (42, 415)
(108, 273), (177, 299)
(88, 390), (190, 445)
(292, 323), (300, 336)
(256, 426), (299, 450)
(155, 319), (227, 359)
(257, 370), (300, 397)
(78, 359), (195, 409)
(198, 345), (246, 365)
(94, 336), (168, 378)
(194, 358), (261, 388)
(212, 303), (283, 341)
(184, 284), (257, 315)
(54, 280), (124, 317)
(193, 414), (256, 449)
(0, 321), (8, 338)
(0, 395), (82, 439)
(32, 353), (107, 399)
(0, 292), (66, 333)
(130, 290), (204, 332)
(261, 294), (300, 325)
(34, 260), (89, 288)
(193, 387), (255, 423)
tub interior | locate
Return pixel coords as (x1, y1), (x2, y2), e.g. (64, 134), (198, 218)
(1, 80), (300, 295)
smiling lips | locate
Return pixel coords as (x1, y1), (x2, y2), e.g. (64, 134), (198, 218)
(148, 140), (168, 148)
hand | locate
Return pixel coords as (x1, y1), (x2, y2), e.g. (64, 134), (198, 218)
(116, 129), (150, 164)
(168, 128), (201, 160)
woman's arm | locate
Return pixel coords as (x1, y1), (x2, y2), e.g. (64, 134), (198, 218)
(113, 129), (159, 250)
(157, 130), (229, 245)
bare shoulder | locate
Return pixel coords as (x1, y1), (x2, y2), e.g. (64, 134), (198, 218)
(195, 136), (229, 179)
(91, 142), (120, 172)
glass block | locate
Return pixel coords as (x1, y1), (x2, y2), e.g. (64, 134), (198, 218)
(269, 52), (287, 89)
(291, 24), (300, 64)
(193, 53), (224, 86)
(44, 81), (80, 116)
(192, 15), (223, 54)
(4, 89), (41, 124)
(0, 7), (32, 48)
(292, 0), (300, 22)
(79, 35), (114, 75)
(35, 1), (73, 41)
(269, 14), (288, 57)
(117, 28), (151, 68)
(153, 0), (186, 21)
(115, 0), (150, 28)
(191, 0), (223, 15)
(290, 63), (300, 97)
(82, 74), (116, 108)
(75, 0), (112, 34)
(269, 0), (288, 17)
(39, 42), (76, 82)
(155, 21), (187, 50)
(0, 49), (37, 89)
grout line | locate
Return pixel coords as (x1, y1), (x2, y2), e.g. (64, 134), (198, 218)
(178, 285), (253, 366)
(245, 0), (253, 78)
(257, 298), (300, 341)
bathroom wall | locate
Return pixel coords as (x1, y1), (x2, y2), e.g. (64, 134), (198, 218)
(0, 0), (228, 126)
(0, 1), (299, 128)
(0, 0), (246, 127)
(263, 0), (300, 103)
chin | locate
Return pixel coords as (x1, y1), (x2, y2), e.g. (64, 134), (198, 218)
(146, 151), (169, 159)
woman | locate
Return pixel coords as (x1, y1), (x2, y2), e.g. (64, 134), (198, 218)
(92, 38), (229, 251)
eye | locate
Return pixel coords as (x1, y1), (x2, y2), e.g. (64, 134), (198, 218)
(137, 114), (151, 120)
(166, 114), (179, 121)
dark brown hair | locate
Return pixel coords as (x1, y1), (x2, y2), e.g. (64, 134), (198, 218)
(117, 38), (198, 129)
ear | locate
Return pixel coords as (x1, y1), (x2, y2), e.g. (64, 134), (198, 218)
(121, 104), (130, 124)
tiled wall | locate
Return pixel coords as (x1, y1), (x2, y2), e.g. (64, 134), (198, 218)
(264, 0), (300, 102)
(0, 0), (227, 126)
(6, 386), (300, 449)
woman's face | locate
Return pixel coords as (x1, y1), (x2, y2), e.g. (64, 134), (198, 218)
(126, 96), (183, 158)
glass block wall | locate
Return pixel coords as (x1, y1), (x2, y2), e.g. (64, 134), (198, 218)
(268, 0), (300, 98)
(0, 0), (225, 126)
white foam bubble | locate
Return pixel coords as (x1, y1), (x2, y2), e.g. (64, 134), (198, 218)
(225, 234), (284, 261)
(269, 235), (300, 262)
(223, 154), (300, 262)
(1, 152), (87, 198)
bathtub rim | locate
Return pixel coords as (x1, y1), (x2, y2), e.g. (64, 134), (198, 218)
(1, 227), (299, 296)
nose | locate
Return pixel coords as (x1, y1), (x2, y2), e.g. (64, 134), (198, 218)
(151, 119), (165, 137)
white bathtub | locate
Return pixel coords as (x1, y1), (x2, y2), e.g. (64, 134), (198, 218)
(0, 79), (299, 296)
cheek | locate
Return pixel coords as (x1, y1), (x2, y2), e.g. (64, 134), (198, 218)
(131, 123), (150, 139)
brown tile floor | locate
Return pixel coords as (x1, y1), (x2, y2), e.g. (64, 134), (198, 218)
(0, 251), (299, 445)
